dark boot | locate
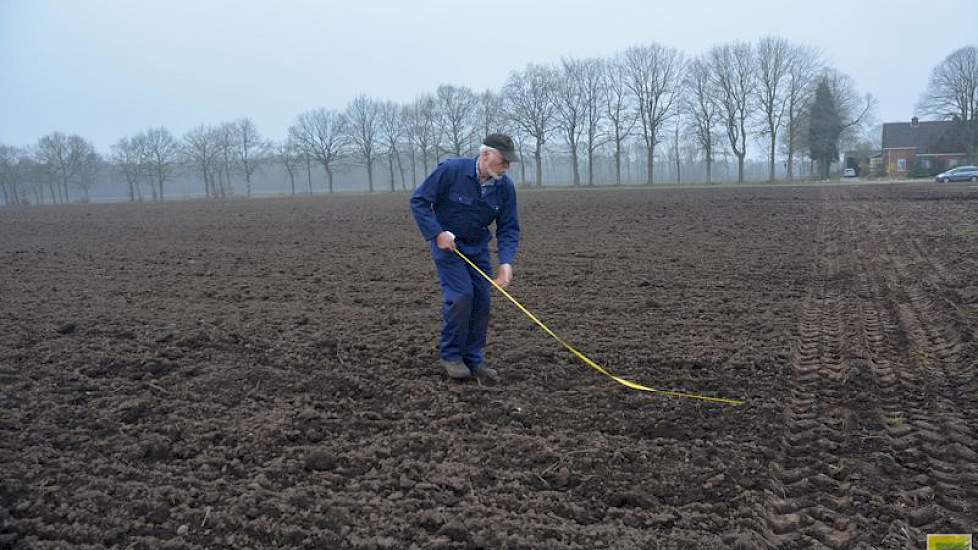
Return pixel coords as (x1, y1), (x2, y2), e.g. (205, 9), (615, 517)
(471, 364), (500, 383)
(441, 360), (471, 380)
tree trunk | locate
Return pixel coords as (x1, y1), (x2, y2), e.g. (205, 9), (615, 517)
(409, 148), (417, 189)
(587, 149), (595, 186)
(614, 142), (622, 185)
(570, 142), (580, 186)
(367, 158), (374, 192)
(706, 147), (713, 184)
(306, 156), (313, 194)
(534, 142), (543, 187)
(820, 159), (831, 180)
(737, 153), (745, 184)
(646, 146), (655, 185)
(768, 137), (777, 182)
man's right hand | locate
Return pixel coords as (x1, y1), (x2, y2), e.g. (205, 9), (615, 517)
(435, 231), (456, 251)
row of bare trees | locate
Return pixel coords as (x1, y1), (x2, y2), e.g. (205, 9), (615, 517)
(275, 37), (876, 193)
(0, 133), (100, 206)
(2, 40), (975, 207)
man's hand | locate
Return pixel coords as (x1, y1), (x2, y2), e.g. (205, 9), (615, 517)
(494, 263), (513, 288)
(435, 231), (456, 251)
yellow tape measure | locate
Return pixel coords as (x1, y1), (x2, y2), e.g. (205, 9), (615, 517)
(453, 248), (744, 405)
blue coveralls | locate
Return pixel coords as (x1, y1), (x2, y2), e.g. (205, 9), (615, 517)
(409, 157), (520, 368)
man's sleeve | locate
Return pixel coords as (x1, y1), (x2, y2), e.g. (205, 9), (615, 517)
(495, 183), (520, 265)
(410, 164), (446, 241)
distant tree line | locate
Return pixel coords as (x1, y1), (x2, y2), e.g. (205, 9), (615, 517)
(1, 40), (975, 207)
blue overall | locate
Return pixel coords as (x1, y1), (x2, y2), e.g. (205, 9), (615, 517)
(410, 157), (520, 367)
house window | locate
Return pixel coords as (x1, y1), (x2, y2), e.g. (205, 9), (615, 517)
(921, 159), (931, 169)
(948, 159), (959, 168)
(898, 159), (907, 171)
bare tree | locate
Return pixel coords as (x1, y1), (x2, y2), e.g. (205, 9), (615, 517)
(16, 149), (45, 205)
(917, 45), (978, 161)
(476, 89), (505, 139)
(143, 127), (178, 200)
(214, 122), (238, 197)
(710, 41), (756, 183)
(182, 125), (221, 198)
(36, 132), (89, 203)
(435, 84), (478, 157)
(0, 145), (23, 206)
(755, 36), (792, 182)
(683, 56), (722, 183)
(235, 118), (267, 197)
(667, 118), (684, 183)
(783, 44), (822, 180)
(605, 53), (637, 185)
(504, 63), (558, 187)
(346, 95), (381, 192)
(408, 94), (438, 178)
(378, 101), (405, 192)
(303, 150), (313, 194)
(0, 146), (39, 206)
(111, 137), (145, 201)
(399, 104), (419, 188)
(578, 58), (607, 186)
(623, 43), (686, 184)
(290, 108), (350, 193)
(76, 148), (101, 203)
(509, 126), (531, 187)
(555, 57), (588, 185)
(275, 138), (302, 196)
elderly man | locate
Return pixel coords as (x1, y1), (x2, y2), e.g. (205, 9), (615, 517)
(409, 134), (521, 382)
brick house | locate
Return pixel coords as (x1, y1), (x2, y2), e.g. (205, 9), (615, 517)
(880, 117), (969, 177)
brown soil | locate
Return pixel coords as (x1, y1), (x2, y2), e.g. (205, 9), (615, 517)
(1, 183), (976, 549)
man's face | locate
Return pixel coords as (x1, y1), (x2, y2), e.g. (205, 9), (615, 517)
(482, 148), (510, 180)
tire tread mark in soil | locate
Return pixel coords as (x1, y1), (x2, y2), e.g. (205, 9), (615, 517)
(874, 221), (978, 536)
(759, 204), (864, 549)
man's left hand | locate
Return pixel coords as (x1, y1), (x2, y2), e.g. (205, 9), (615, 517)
(494, 264), (513, 288)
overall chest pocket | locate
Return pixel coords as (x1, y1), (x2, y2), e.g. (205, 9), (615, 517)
(450, 193), (475, 206)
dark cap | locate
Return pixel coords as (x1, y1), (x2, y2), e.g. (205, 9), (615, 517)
(483, 133), (519, 163)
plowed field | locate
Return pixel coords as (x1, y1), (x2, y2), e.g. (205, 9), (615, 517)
(2, 182), (976, 549)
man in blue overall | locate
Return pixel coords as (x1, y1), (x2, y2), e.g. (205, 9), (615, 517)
(410, 134), (521, 382)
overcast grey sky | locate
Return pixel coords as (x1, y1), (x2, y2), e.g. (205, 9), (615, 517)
(2, 0), (976, 150)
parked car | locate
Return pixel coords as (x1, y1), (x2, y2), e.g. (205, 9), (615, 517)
(843, 168), (856, 178)
(934, 165), (978, 182)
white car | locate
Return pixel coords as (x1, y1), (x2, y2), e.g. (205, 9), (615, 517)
(843, 168), (856, 178)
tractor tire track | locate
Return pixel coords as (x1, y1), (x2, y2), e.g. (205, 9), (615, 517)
(759, 213), (866, 549)
(878, 232), (978, 535)
(846, 199), (978, 545)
